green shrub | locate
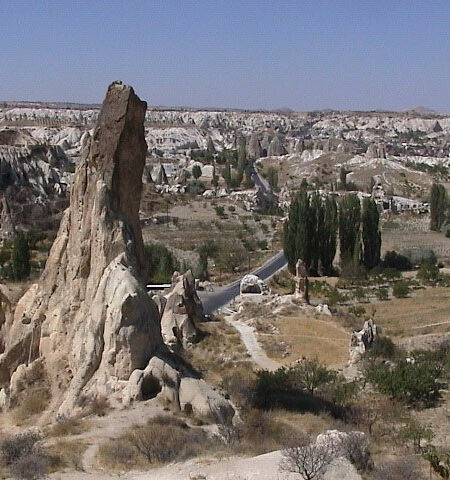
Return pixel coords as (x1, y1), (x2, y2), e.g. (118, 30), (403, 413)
(367, 336), (397, 360)
(377, 287), (389, 301)
(144, 244), (178, 283)
(215, 206), (225, 217)
(393, 281), (410, 298)
(383, 251), (412, 271)
(364, 359), (444, 406)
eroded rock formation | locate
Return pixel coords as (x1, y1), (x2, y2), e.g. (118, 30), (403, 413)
(349, 319), (377, 364)
(0, 82), (233, 421)
(160, 270), (202, 349)
(0, 81), (160, 414)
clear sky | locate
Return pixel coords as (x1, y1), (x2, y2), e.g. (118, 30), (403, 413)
(1, 0), (449, 111)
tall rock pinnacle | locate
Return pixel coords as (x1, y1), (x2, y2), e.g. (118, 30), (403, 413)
(0, 82), (161, 414)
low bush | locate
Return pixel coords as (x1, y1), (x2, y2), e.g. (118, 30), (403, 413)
(10, 453), (49, 480)
(383, 251), (412, 271)
(392, 281), (410, 298)
(1, 432), (48, 480)
(367, 336), (398, 360)
(364, 358), (444, 406)
(373, 457), (425, 480)
(12, 389), (49, 423)
(376, 287), (389, 301)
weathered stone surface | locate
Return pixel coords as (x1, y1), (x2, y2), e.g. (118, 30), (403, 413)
(247, 133), (263, 159)
(267, 135), (287, 156)
(160, 270), (202, 349)
(179, 376), (234, 422)
(240, 274), (268, 295)
(152, 163), (168, 184)
(0, 81), (233, 422)
(295, 259), (309, 304)
(366, 143), (386, 159)
(0, 81), (161, 414)
(349, 319), (377, 364)
(206, 136), (216, 154)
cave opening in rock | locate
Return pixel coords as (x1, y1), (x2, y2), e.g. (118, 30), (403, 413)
(141, 374), (162, 400)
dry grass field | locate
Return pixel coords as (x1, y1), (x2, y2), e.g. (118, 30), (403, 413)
(259, 312), (349, 367)
(372, 286), (450, 339)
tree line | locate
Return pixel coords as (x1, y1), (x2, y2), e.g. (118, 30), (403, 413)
(283, 184), (381, 276)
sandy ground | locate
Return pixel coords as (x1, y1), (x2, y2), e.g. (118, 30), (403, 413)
(56, 450), (361, 480)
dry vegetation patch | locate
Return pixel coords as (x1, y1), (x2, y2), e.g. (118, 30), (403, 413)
(184, 318), (251, 384)
(261, 314), (349, 366)
(372, 286), (450, 338)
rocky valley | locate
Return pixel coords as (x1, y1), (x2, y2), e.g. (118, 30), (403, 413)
(0, 84), (448, 480)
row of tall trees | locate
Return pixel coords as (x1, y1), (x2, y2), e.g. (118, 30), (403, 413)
(284, 188), (381, 275)
(283, 189), (338, 276)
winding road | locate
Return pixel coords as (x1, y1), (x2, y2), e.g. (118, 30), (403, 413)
(198, 250), (287, 315)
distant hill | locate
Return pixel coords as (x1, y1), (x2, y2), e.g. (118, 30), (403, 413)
(404, 106), (441, 116)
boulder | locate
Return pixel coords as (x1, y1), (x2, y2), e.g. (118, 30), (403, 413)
(179, 377), (234, 422)
(160, 270), (202, 349)
(240, 274), (268, 295)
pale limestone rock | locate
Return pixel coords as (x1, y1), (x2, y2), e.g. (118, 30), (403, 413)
(160, 270), (202, 349)
(179, 377), (234, 422)
(349, 319), (377, 364)
(240, 274), (268, 295)
(0, 81), (161, 414)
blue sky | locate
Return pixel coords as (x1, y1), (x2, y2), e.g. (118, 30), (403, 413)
(1, 1), (449, 111)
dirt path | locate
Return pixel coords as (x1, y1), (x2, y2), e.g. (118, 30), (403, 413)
(224, 309), (280, 371)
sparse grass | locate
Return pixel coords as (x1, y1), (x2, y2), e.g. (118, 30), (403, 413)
(97, 415), (221, 471)
(46, 440), (87, 472)
(81, 396), (110, 417)
(46, 416), (88, 437)
(261, 314), (348, 367)
(11, 388), (49, 424)
(185, 318), (250, 384)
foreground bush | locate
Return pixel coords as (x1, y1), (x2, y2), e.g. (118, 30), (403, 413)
(0, 432), (48, 480)
(98, 415), (218, 469)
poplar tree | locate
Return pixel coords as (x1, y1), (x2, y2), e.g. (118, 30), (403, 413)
(321, 196), (338, 275)
(339, 194), (361, 265)
(283, 189), (338, 275)
(430, 183), (447, 231)
(362, 198), (381, 269)
(12, 233), (30, 281)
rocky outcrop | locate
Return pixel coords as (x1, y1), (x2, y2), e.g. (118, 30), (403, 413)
(240, 274), (269, 295)
(0, 82), (233, 422)
(247, 133), (263, 159)
(152, 163), (168, 184)
(160, 270), (202, 349)
(267, 135), (287, 156)
(366, 143), (386, 159)
(349, 319), (377, 364)
(206, 136), (216, 154)
(295, 259), (309, 304)
(0, 81), (161, 414)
